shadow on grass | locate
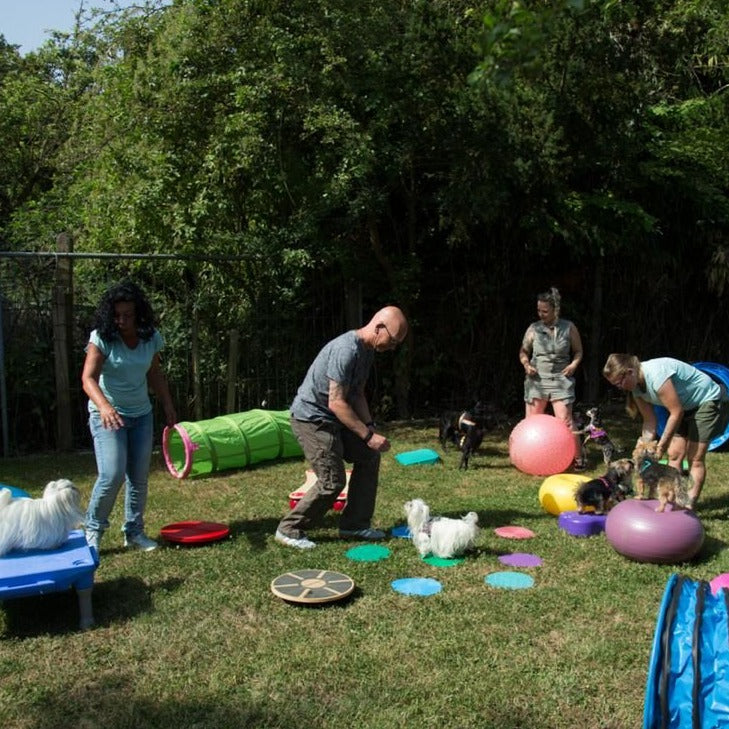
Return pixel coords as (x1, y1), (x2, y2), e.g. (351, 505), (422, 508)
(0, 576), (184, 638)
(22, 676), (286, 729)
(695, 534), (728, 563)
(20, 673), (551, 729)
(227, 516), (283, 551)
(697, 493), (729, 521)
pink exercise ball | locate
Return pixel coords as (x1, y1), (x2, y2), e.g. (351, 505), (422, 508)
(605, 499), (704, 564)
(509, 415), (577, 476)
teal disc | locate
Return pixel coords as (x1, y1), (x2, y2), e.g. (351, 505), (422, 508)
(485, 571), (535, 590)
(423, 555), (464, 567)
(345, 544), (391, 562)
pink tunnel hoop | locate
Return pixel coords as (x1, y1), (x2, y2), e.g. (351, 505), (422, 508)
(162, 424), (199, 479)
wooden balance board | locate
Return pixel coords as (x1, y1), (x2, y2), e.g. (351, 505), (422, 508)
(160, 521), (230, 545)
(270, 569), (355, 604)
(288, 469), (351, 510)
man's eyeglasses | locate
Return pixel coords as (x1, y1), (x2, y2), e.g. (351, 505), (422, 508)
(381, 323), (405, 346)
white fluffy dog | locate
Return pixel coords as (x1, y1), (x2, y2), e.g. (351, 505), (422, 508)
(0, 479), (83, 556)
(404, 498), (479, 559)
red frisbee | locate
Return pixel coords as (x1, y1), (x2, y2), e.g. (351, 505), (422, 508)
(160, 521), (230, 545)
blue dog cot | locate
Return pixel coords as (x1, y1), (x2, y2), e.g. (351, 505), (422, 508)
(643, 574), (729, 728)
(654, 362), (729, 451)
(0, 529), (99, 630)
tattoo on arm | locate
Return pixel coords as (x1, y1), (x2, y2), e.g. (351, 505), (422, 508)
(329, 380), (348, 403)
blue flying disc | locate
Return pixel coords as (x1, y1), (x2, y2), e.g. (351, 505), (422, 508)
(391, 577), (442, 597)
(485, 571), (535, 590)
(391, 525), (411, 539)
(345, 544), (391, 562)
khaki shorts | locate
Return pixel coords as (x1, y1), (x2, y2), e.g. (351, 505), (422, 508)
(524, 373), (576, 404)
(676, 398), (729, 443)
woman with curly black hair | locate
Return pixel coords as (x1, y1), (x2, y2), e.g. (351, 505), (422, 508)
(82, 281), (176, 554)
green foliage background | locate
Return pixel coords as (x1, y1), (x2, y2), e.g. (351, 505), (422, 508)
(1, 0), (729, 450)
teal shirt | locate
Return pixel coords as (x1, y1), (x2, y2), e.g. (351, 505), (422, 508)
(635, 358), (721, 410)
(87, 329), (164, 417)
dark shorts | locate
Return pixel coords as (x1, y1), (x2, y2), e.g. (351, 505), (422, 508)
(676, 398), (729, 443)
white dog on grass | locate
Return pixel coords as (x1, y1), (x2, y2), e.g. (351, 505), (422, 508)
(0, 479), (83, 556)
(404, 498), (479, 559)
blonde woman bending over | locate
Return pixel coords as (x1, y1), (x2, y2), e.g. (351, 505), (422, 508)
(603, 353), (729, 508)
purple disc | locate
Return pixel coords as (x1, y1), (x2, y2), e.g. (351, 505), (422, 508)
(558, 510), (608, 537)
(498, 553), (543, 568)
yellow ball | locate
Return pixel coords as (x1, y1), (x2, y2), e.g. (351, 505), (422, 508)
(538, 473), (591, 516)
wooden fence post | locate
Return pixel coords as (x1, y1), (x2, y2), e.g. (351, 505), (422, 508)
(191, 304), (203, 421)
(52, 233), (73, 451)
(226, 328), (239, 413)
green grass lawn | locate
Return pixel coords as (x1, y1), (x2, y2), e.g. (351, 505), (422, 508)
(1, 417), (728, 729)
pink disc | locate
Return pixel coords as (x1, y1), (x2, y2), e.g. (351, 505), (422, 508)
(494, 526), (536, 540)
(710, 573), (729, 596)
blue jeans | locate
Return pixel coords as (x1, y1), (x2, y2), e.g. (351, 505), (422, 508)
(85, 410), (154, 538)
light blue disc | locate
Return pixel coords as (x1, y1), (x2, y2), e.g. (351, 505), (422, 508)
(485, 571), (535, 590)
(391, 525), (411, 539)
(391, 577), (442, 596)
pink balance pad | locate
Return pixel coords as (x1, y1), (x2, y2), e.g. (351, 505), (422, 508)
(558, 511), (608, 537)
(710, 573), (729, 596)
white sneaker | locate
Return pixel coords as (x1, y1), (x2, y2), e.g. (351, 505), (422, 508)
(124, 533), (158, 551)
(275, 529), (316, 549)
(85, 529), (100, 553)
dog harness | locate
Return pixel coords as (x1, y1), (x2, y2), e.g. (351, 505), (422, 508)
(597, 476), (613, 494)
(587, 425), (607, 440)
(597, 475), (627, 502)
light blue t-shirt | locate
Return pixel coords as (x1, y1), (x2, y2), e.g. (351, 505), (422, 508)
(635, 357), (722, 410)
(87, 329), (164, 417)
(290, 331), (374, 423)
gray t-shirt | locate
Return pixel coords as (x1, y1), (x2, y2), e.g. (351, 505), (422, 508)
(290, 331), (374, 423)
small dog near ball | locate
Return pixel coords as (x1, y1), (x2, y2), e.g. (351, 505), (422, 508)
(574, 459), (634, 515)
(404, 498), (479, 559)
(632, 439), (691, 512)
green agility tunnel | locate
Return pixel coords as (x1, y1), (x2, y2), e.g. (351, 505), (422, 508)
(162, 409), (303, 479)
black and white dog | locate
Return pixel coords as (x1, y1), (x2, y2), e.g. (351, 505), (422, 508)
(439, 402), (493, 469)
(574, 459), (634, 515)
(573, 406), (621, 466)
